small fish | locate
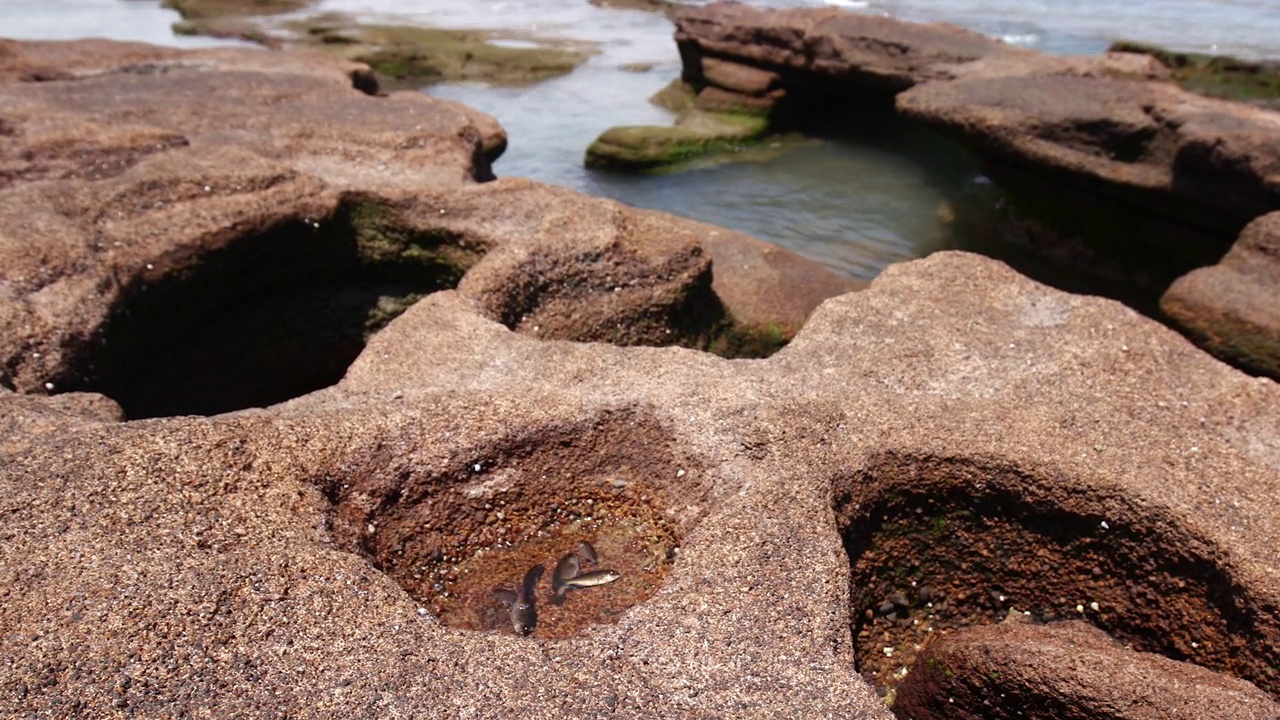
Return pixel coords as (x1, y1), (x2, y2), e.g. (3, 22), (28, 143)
(494, 564), (544, 636)
(559, 569), (621, 592)
(552, 553), (582, 605)
(575, 541), (598, 565)
(551, 542), (603, 604)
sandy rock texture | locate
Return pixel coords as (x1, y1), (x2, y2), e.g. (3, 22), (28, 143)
(1162, 211), (1280, 381)
(898, 74), (1280, 245)
(0, 38), (855, 417)
(5, 248), (1280, 717)
(2, 36), (1280, 720)
(669, 2), (1280, 381)
(893, 620), (1280, 720)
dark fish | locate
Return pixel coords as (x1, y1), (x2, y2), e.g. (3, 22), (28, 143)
(575, 541), (598, 565)
(552, 553), (582, 605)
(495, 564), (544, 636)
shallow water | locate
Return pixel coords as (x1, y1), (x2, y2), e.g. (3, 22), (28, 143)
(4, 0), (1278, 280)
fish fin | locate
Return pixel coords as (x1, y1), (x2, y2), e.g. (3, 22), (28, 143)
(493, 589), (517, 606)
(577, 541), (599, 565)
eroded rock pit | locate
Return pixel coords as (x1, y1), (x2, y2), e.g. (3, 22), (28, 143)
(327, 408), (700, 638)
(64, 197), (482, 419)
(837, 453), (1280, 704)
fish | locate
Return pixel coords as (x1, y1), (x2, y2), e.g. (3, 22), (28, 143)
(551, 553), (582, 605)
(558, 569), (621, 592)
(551, 542), (603, 604)
(494, 564), (544, 636)
(575, 541), (598, 565)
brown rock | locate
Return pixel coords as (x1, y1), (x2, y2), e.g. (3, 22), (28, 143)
(699, 56), (780, 96)
(897, 73), (1280, 240)
(0, 38), (854, 416)
(6, 249), (1280, 717)
(693, 85), (783, 115)
(1162, 211), (1280, 380)
(894, 621), (1280, 720)
(675, 1), (1015, 93)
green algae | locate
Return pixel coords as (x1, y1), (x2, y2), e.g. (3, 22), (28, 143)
(162, 0), (313, 19)
(304, 23), (595, 87)
(344, 199), (482, 286)
(1110, 40), (1280, 107)
(584, 111), (769, 172)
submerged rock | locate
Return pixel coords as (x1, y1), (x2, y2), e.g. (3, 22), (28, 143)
(584, 110), (769, 171)
(169, 8), (597, 87)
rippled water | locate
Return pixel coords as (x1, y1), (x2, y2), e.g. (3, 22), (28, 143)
(5, 0), (1278, 279)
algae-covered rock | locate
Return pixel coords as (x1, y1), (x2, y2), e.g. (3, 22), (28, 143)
(1109, 40), (1280, 108)
(169, 9), (596, 87)
(303, 22), (595, 87)
(163, 0), (315, 19)
(585, 111), (768, 171)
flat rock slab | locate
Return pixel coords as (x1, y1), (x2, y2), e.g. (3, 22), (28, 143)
(1162, 211), (1280, 380)
(674, 1), (1015, 92)
(894, 620), (1280, 719)
(897, 69), (1280, 240)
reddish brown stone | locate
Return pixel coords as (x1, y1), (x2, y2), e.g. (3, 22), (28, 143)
(894, 621), (1280, 720)
(699, 56), (780, 96)
(1162, 211), (1280, 380)
(675, 1), (1015, 92)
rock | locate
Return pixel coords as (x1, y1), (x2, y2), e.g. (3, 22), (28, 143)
(167, 10), (598, 88)
(894, 621), (1280, 719)
(699, 57), (781, 97)
(5, 36), (1280, 720)
(162, 0), (316, 19)
(6, 246), (1280, 716)
(584, 111), (769, 171)
(591, 2), (1026, 172)
(1110, 40), (1280, 109)
(1162, 211), (1280, 380)
(674, 1), (1015, 94)
(0, 38), (854, 417)
(897, 73), (1280, 244)
(588, 0), (680, 16)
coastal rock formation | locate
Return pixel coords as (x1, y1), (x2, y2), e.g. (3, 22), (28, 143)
(673, 2), (1014, 94)
(0, 38), (855, 417)
(6, 246), (1280, 716)
(897, 73), (1280, 245)
(3, 36), (1280, 720)
(893, 620), (1280, 720)
(1162, 211), (1280, 380)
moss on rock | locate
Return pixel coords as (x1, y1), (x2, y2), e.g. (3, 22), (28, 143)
(162, 0), (314, 20)
(1110, 40), (1280, 107)
(303, 23), (595, 87)
(585, 111), (769, 172)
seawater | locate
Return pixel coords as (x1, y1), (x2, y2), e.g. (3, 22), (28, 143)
(4, 0), (1278, 280)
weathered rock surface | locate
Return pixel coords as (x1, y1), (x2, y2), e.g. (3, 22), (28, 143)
(674, 2), (1014, 94)
(4, 36), (1280, 720)
(5, 247), (1280, 716)
(898, 73), (1280, 243)
(1162, 211), (1280, 380)
(894, 620), (1280, 720)
(0, 38), (856, 417)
